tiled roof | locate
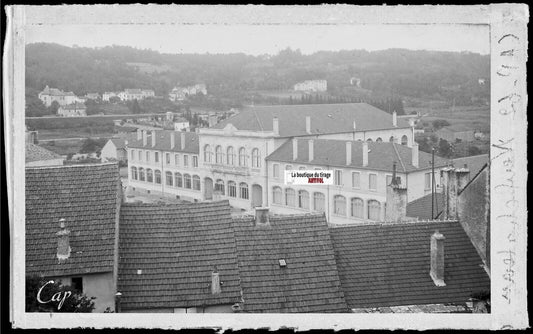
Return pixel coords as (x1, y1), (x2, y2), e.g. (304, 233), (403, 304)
(118, 200), (242, 310)
(266, 140), (450, 173)
(26, 163), (121, 277)
(452, 154), (489, 178)
(26, 143), (63, 163)
(330, 220), (490, 309)
(407, 192), (445, 220)
(212, 103), (411, 137)
(41, 86), (76, 96)
(233, 214), (349, 313)
(127, 130), (199, 154)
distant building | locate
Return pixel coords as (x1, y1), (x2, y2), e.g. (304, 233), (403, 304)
(169, 84), (207, 101)
(84, 93), (101, 100)
(435, 125), (475, 142)
(350, 77), (361, 88)
(26, 143), (64, 167)
(101, 137), (132, 162)
(118, 89), (155, 101)
(102, 92), (118, 102)
(173, 117), (190, 131)
(57, 102), (87, 117)
(293, 80), (327, 92)
(38, 85), (80, 107)
(478, 78), (486, 85)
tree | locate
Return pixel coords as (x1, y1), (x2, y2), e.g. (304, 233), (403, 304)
(432, 119), (451, 130)
(48, 101), (60, 115)
(80, 138), (106, 154)
(468, 145), (482, 156)
(438, 138), (452, 158)
(25, 94), (49, 117)
(26, 275), (95, 313)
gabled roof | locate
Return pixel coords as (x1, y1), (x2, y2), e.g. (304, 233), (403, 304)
(452, 154), (489, 178)
(233, 213), (349, 313)
(212, 103), (411, 137)
(26, 143), (63, 163)
(26, 163), (121, 277)
(118, 200), (242, 310)
(266, 140), (450, 173)
(127, 130), (199, 154)
(330, 220), (490, 310)
(40, 86), (76, 97)
(406, 192), (445, 220)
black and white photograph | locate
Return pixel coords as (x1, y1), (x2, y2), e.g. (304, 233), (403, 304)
(4, 4), (528, 330)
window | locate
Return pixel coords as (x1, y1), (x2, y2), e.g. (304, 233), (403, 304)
(155, 152), (159, 163)
(298, 190), (310, 209)
(273, 164), (280, 178)
(334, 170), (343, 186)
(239, 147), (247, 166)
(215, 179), (225, 195)
(239, 182), (249, 199)
(175, 154), (180, 166)
(71, 277), (83, 293)
(166, 153), (171, 164)
(146, 151), (150, 162)
(192, 156), (198, 168)
(314, 167), (322, 171)
(334, 195), (347, 216)
(204, 144), (212, 162)
(376, 137), (383, 142)
(386, 175), (393, 186)
(401, 135), (408, 146)
(351, 198), (364, 218)
(131, 166), (138, 180)
(131, 150), (135, 160)
(313, 192), (325, 212)
(299, 166), (306, 170)
(184, 174), (192, 189)
(251, 148), (261, 168)
(389, 136), (395, 143)
(367, 138), (373, 142)
(227, 147), (235, 165)
(193, 175), (201, 190)
(369, 173), (377, 191)
(352, 172), (360, 188)
(183, 155), (189, 167)
(138, 150), (142, 161)
(155, 170), (161, 184)
(146, 169), (153, 182)
(285, 164), (292, 170)
(175, 172), (183, 187)
(425, 172), (432, 190)
(285, 188), (296, 207)
(166, 171), (173, 186)
(139, 168), (145, 181)
(272, 186), (282, 204)
(215, 145), (223, 164)
(368, 200), (381, 220)
(228, 181), (237, 197)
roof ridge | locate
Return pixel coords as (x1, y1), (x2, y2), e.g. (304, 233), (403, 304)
(330, 218), (459, 229)
(26, 162), (118, 170)
(392, 143), (407, 172)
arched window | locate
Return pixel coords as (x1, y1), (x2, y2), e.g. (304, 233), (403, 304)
(285, 188), (296, 207)
(175, 172), (183, 188)
(215, 179), (225, 195)
(334, 195), (347, 216)
(228, 181), (237, 197)
(313, 192), (325, 212)
(368, 200), (381, 220)
(227, 146), (235, 165)
(251, 148), (261, 168)
(272, 186), (282, 204)
(146, 169), (153, 182)
(376, 137), (383, 142)
(204, 144), (212, 162)
(239, 182), (249, 199)
(139, 167), (145, 181)
(350, 198), (364, 218)
(389, 136), (395, 143)
(184, 174), (192, 189)
(285, 164), (292, 170)
(166, 171), (173, 186)
(298, 190), (310, 209)
(401, 135), (408, 146)
(215, 145), (223, 164)
(238, 147), (247, 166)
(155, 170), (161, 184)
(131, 166), (138, 180)
(366, 138), (373, 142)
(193, 175), (201, 191)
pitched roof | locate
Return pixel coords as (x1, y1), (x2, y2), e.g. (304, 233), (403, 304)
(407, 192), (445, 220)
(26, 143), (63, 163)
(233, 214), (349, 313)
(26, 163), (121, 277)
(452, 154), (489, 178)
(127, 130), (199, 154)
(330, 220), (490, 309)
(118, 200), (242, 310)
(266, 140), (450, 173)
(41, 86), (76, 97)
(212, 103), (411, 137)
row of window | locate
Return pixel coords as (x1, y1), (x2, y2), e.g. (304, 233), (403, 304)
(130, 167), (201, 191)
(213, 179), (249, 200)
(272, 186), (382, 220)
(130, 150), (198, 168)
(366, 135), (408, 145)
(204, 145), (261, 168)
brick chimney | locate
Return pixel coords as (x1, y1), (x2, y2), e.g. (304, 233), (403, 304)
(273, 117), (279, 136)
(308, 140), (314, 162)
(292, 138), (298, 160)
(430, 230), (446, 286)
(385, 163), (407, 222)
(255, 207), (270, 226)
(393, 110), (397, 127)
(56, 218), (71, 261)
(362, 141), (369, 167)
(306, 116), (311, 134)
(441, 168), (458, 220)
(170, 132), (175, 149)
(180, 132), (186, 150)
(151, 130), (156, 147)
(346, 141), (352, 165)
(412, 143), (419, 168)
(142, 130), (147, 146)
(137, 128), (142, 140)
(211, 271), (221, 295)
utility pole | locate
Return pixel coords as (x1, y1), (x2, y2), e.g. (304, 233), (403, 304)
(431, 147), (435, 219)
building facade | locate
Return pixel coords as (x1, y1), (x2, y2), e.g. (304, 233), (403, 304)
(293, 80), (327, 92)
(38, 85), (80, 107)
(169, 84), (207, 101)
(118, 89), (155, 101)
(57, 102), (87, 117)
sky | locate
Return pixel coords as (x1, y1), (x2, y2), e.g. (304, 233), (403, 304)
(26, 24), (490, 56)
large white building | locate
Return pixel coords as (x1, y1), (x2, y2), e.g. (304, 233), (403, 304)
(126, 103), (449, 224)
(118, 89), (155, 101)
(169, 84), (207, 101)
(38, 85), (81, 107)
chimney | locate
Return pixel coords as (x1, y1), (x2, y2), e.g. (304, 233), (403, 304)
(211, 271), (221, 295)
(385, 163), (407, 222)
(305, 116), (311, 134)
(273, 117), (279, 136)
(353, 120), (357, 131)
(362, 141), (369, 167)
(308, 140), (314, 162)
(151, 130), (156, 147)
(170, 132), (175, 149)
(124, 140), (128, 147)
(292, 138), (298, 160)
(180, 132), (186, 150)
(142, 130), (147, 146)
(456, 167), (471, 191)
(441, 168), (458, 220)
(430, 230), (446, 286)
(56, 218), (71, 261)
(346, 141), (352, 165)
(393, 110), (397, 127)
(137, 129), (142, 140)
(255, 207), (270, 226)
(412, 143), (419, 168)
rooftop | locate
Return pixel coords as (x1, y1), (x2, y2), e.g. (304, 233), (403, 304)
(406, 192), (445, 220)
(452, 154), (489, 178)
(127, 129), (199, 154)
(40, 85), (76, 97)
(26, 143), (63, 163)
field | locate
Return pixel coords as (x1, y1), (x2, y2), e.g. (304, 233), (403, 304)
(406, 105), (490, 134)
